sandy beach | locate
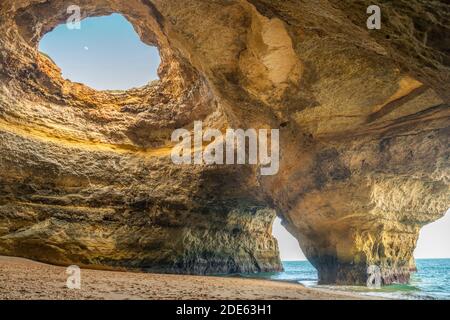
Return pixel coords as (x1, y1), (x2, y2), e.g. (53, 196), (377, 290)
(0, 256), (365, 300)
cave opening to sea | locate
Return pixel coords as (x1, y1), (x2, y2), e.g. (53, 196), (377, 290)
(38, 13), (161, 91)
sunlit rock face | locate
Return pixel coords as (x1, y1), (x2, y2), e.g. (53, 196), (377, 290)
(0, 0), (448, 283)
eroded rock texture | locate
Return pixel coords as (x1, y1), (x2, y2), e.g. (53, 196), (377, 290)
(0, 0), (449, 284)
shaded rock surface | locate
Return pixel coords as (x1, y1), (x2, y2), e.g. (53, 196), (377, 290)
(0, 0), (449, 283)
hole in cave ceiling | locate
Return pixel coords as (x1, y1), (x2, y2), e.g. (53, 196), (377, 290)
(38, 13), (161, 91)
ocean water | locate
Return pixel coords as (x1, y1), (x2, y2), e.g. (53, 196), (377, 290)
(242, 259), (450, 300)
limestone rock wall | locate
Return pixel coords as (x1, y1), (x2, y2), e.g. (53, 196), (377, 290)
(0, 0), (448, 284)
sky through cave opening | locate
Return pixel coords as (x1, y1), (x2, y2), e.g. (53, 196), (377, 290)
(272, 217), (307, 261)
(415, 209), (450, 259)
(38, 13), (161, 91)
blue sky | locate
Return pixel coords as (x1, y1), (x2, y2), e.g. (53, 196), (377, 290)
(39, 13), (449, 261)
(39, 13), (160, 90)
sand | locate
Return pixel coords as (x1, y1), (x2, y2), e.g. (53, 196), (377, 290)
(0, 256), (366, 300)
